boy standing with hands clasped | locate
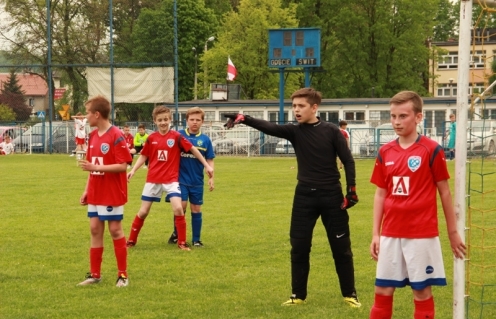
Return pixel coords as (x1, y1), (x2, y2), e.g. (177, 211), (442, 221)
(77, 96), (132, 287)
(369, 91), (466, 319)
(126, 106), (213, 251)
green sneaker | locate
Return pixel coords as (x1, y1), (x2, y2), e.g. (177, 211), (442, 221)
(343, 294), (361, 308)
(282, 294), (306, 306)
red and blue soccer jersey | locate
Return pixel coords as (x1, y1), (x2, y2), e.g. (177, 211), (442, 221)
(178, 129), (215, 187)
(370, 135), (450, 238)
(140, 130), (193, 184)
(86, 126), (132, 206)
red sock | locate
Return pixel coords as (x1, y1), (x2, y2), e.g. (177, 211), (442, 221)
(175, 215), (187, 243)
(370, 293), (393, 319)
(113, 237), (127, 277)
(90, 247), (103, 279)
(414, 296), (434, 319)
(128, 215), (145, 244)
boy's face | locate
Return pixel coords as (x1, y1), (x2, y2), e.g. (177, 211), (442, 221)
(450, 115), (456, 122)
(292, 97), (318, 124)
(123, 127), (130, 135)
(138, 128), (145, 135)
(186, 113), (203, 134)
(154, 112), (171, 134)
(85, 103), (97, 126)
(390, 100), (422, 138)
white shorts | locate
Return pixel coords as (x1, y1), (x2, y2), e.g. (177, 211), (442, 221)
(375, 236), (447, 290)
(87, 205), (124, 221)
(141, 182), (181, 202)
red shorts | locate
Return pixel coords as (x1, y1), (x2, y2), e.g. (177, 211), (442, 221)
(75, 137), (86, 145)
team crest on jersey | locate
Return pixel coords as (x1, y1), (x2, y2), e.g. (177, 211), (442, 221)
(197, 140), (203, 147)
(167, 139), (175, 148)
(408, 156), (421, 172)
(100, 143), (110, 154)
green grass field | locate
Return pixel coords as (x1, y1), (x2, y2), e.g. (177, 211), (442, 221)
(1, 155), (495, 318)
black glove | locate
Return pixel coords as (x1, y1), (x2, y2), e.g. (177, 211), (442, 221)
(224, 113), (245, 129)
(341, 185), (358, 210)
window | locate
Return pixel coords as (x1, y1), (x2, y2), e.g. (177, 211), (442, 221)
(344, 111), (365, 123)
(424, 110), (447, 136)
(470, 50), (485, 68)
(273, 48), (282, 58)
(469, 82), (485, 95)
(29, 98), (35, 106)
(438, 51), (458, 69)
(268, 111), (288, 123)
(296, 31), (304, 46)
(204, 111), (215, 122)
(482, 109), (496, 119)
(283, 31), (292, 46)
(318, 111), (339, 124)
(369, 111), (390, 126)
(437, 83), (457, 97)
(305, 48), (314, 57)
(243, 111), (264, 119)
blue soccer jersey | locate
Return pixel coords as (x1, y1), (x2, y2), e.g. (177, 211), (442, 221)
(179, 129), (215, 186)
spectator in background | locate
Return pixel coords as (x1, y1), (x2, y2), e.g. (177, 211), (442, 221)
(338, 120), (350, 170)
(70, 112), (88, 156)
(133, 124), (149, 168)
(0, 135), (14, 155)
(123, 125), (136, 169)
(445, 114), (456, 161)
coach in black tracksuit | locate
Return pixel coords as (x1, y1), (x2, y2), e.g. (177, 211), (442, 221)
(225, 88), (360, 307)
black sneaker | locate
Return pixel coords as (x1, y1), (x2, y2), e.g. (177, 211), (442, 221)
(193, 241), (204, 247)
(168, 232), (178, 244)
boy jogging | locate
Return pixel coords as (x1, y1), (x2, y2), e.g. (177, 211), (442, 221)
(126, 106), (213, 250)
(369, 91), (466, 319)
(77, 96), (132, 287)
(168, 107), (215, 247)
(224, 87), (361, 307)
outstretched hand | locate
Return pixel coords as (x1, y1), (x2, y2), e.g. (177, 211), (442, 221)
(224, 113), (245, 129)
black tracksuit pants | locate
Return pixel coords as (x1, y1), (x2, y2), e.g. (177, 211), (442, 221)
(290, 183), (356, 300)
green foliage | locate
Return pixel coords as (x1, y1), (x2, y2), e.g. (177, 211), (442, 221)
(204, 0), (301, 99)
(2, 156), (494, 318)
(1, 69), (25, 95)
(296, 0), (437, 98)
(0, 103), (16, 121)
(432, 0), (457, 41)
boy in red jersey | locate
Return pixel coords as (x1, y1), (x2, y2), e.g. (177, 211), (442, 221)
(77, 96), (132, 287)
(369, 91), (466, 319)
(122, 125), (136, 168)
(126, 106), (213, 250)
(338, 120), (350, 170)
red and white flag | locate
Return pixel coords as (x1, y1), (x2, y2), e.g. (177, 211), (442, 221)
(227, 56), (237, 81)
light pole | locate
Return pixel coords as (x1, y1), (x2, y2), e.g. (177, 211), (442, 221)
(203, 36), (215, 99)
(193, 47), (197, 100)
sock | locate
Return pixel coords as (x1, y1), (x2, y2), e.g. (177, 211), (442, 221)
(113, 237), (127, 278)
(90, 247), (104, 279)
(175, 215), (187, 243)
(191, 212), (202, 242)
(128, 215), (145, 243)
(414, 296), (434, 319)
(370, 293), (393, 319)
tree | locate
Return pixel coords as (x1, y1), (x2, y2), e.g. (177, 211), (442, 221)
(295, 0), (437, 98)
(204, 0), (301, 99)
(1, 69), (25, 95)
(0, 104), (16, 121)
(432, 0), (457, 41)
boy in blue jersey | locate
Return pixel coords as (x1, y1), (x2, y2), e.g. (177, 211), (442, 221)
(168, 107), (215, 247)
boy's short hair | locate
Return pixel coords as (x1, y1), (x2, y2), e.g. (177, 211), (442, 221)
(138, 123), (145, 130)
(123, 125), (130, 129)
(152, 105), (171, 120)
(76, 112), (82, 116)
(339, 120), (347, 127)
(390, 91), (423, 114)
(85, 96), (110, 119)
(290, 88), (322, 106)
(186, 107), (205, 121)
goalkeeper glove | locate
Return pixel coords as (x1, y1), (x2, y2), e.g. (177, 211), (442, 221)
(341, 185), (358, 210)
(224, 113), (245, 129)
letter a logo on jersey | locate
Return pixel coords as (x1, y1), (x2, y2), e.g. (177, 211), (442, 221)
(408, 156), (421, 172)
(157, 150), (168, 161)
(392, 176), (409, 196)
